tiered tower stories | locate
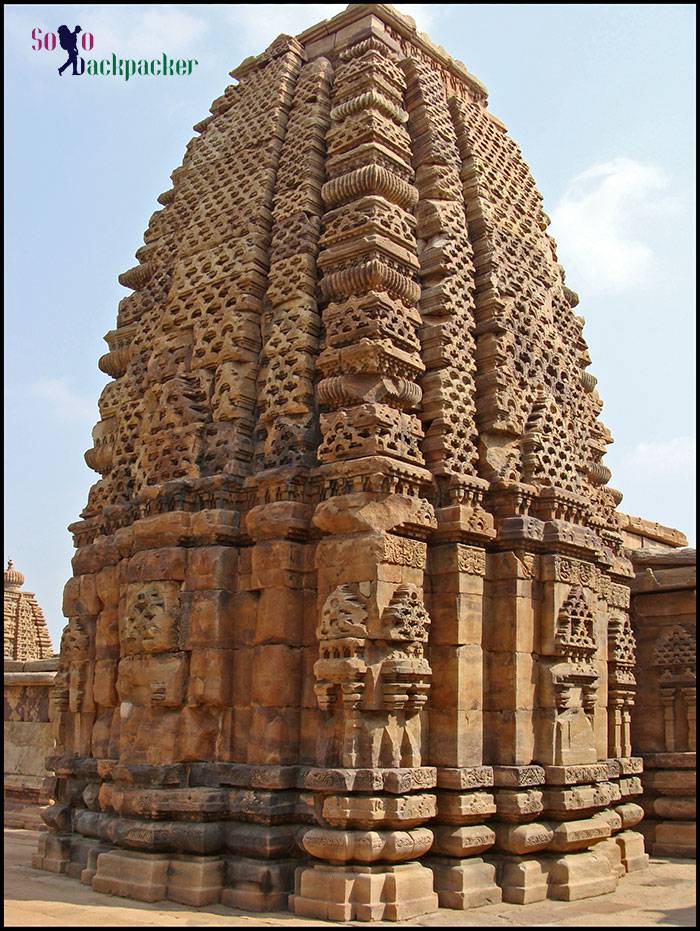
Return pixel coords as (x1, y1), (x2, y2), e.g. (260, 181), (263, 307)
(4, 561), (53, 661)
(34, 5), (648, 920)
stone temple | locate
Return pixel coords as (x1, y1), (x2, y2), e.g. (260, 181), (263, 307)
(4, 561), (53, 662)
(33, 4), (662, 920)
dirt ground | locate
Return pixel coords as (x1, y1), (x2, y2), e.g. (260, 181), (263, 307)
(4, 829), (696, 927)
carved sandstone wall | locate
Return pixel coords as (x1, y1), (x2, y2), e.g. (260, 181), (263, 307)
(4, 659), (58, 829)
(630, 547), (696, 858)
(34, 4), (652, 920)
(4, 561), (57, 829)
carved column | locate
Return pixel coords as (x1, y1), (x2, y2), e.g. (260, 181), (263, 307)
(290, 32), (438, 922)
(661, 689), (677, 752)
(682, 688), (696, 752)
(399, 55), (500, 909)
(600, 584), (647, 874)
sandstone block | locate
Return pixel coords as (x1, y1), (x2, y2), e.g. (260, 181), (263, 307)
(91, 849), (170, 902)
(167, 855), (224, 906)
(493, 765), (545, 787)
(591, 838), (625, 879)
(494, 789), (544, 822)
(547, 849), (617, 901)
(547, 817), (610, 852)
(126, 547), (188, 582)
(31, 833), (71, 873)
(221, 856), (297, 912)
(431, 824), (495, 857)
(183, 546), (238, 591)
(436, 791), (496, 825)
(436, 766), (494, 790)
(492, 855), (551, 904)
(652, 821), (696, 858)
(493, 822), (553, 854)
(428, 856), (502, 909)
(652, 796), (695, 820)
(182, 591), (238, 648)
(291, 861), (439, 922)
(614, 830), (649, 872)
(615, 802), (644, 829)
(429, 592), (483, 645)
(642, 769), (695, 796)
(302, 826), (433, 863)
(544, 764), (608, 785)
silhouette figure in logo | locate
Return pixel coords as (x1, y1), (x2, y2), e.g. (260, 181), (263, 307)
(57, 25), (85, 76)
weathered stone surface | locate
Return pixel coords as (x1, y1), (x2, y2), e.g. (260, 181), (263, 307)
(290, 861), (439, 921)
(616, 802), (644, 830)
(547, 817), (610, 852)
(629, 547), (695, 858)
(4, 656), (58, 828)
(431, 824), (495, 857)
(4, 562), (54, 661)
(428, 856), (502, 909)
(492, 855), (551, 904)
(593, 838), (626, 879)
(91, 850), (170, 902)
(650, 821), (696, 858)
(547, 850), (618, 901)
(221, 856), (297, 911)
(4, 563), (58, 828)
(493, 822), (553, 855)
(615, 830), (649, 873)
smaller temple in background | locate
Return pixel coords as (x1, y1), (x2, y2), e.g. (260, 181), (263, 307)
(4, 560), (54, 661)
(4, 559), (57, 829)
(629, 543), (696, 859)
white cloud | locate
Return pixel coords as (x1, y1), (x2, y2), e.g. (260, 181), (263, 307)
(549, 158), (680, 295)
(226, 3), (437, 51)
(617, 436), (695, 478)
(31, 378), (96, 422)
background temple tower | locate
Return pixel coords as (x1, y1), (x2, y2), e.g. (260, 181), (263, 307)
(4, 561), (53, 661)
(33, 4), (651, 920)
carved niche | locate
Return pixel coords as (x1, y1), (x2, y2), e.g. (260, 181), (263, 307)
(653, 625), (696, 752)
(548, 585), (598, 765)
(314, 582), (432, 769)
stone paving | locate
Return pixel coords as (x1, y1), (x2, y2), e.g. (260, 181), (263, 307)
(4, 830), (695, 927)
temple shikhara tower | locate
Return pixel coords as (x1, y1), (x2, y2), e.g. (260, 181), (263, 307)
(34, 4), (654, 919)
(4, 561), (53, 661)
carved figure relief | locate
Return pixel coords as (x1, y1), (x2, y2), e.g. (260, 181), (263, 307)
(314, 581), (432, 769)
(545, 586), (599, 765)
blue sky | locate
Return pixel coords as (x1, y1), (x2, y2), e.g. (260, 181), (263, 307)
(4, 4), (696, 646)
